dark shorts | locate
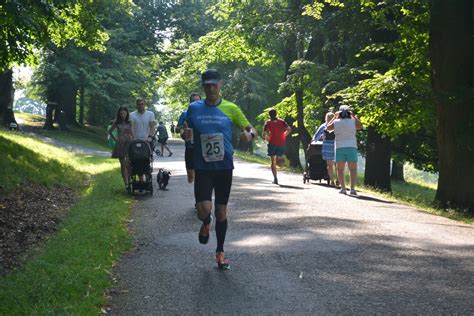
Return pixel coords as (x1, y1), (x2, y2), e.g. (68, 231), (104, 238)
(158, 137), (168, 145)
(267, 143), (286, 157)
(185, 147), (194, 169)
(194, 170), (233, 205)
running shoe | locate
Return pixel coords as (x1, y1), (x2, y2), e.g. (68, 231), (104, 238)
(198, 215), (212, 244)
(272, 177), (278, 185)
(350, 189), (357, 196)
(339, 188), (347, 195)
(215, 252), (230, 270)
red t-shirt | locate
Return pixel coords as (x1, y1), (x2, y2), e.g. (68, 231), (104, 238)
(264, 119), (289, 146)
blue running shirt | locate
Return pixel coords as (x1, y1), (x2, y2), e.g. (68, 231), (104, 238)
(186, 99), (250, 170)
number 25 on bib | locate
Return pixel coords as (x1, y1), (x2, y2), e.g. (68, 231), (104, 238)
(201, 133), (224, 162)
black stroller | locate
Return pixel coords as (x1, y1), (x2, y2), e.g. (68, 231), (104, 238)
(303, 141), (330, 184)
(127, 139), (154, 195)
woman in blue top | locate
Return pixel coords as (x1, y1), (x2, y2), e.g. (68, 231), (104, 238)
(313, 112), (336, 186)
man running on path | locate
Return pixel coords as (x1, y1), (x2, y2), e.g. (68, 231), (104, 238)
(184, 69), (256, 270)
(262, 109), (291, 185)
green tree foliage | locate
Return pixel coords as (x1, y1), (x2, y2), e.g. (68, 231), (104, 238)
(0, 0), (129, 69)
(157, 2), (280, 124)
(336, 0), (437, 171)
(30, 0), (164, 126)
(0, 0), (132, 126)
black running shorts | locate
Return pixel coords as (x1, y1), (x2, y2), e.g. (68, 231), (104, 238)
(158, 137), (168, 145)
(185, 147), (194, 169)
(194, 170), (233, 205)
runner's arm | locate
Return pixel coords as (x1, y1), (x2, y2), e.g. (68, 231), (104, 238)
(262, 122), (269, 141)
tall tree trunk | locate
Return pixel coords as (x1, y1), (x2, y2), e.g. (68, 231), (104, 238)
(295, 89), (312, 158)
(0, 68), (17, 126)
(43, 102), (57, 130)
(364, 127), (392, 192)
(282, 34), (301, 168)
(59, 81), (78, 126)
(78, 86), (85, 125)
(284, 116), (301, 168)
(391, 159), (405, 182)
(430, 0), (473, 213)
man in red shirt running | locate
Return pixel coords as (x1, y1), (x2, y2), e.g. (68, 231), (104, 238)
(262, 109), (291, 185)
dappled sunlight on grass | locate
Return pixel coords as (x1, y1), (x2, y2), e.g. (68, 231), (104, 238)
(15, 111), (110, 151)
(0, 130), (118, 177)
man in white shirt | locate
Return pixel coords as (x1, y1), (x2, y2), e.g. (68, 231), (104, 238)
(130, 97), (156, 141)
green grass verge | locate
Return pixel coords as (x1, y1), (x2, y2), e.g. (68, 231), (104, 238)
(0, 130), (132, 314)
(0, 132), (85, 192)
(236, 150), (473, 225)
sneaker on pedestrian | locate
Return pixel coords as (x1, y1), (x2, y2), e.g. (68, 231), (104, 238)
(339, 188), (347, 195)
(215, 252), (230, 270)
(350, 189), (357, 196)
(198, 215), (212, 244)
(168, 152), (173, 157)
(272, 177), (278, 185)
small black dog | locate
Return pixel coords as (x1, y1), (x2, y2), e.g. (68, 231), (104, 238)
(156, 168), (171, 190)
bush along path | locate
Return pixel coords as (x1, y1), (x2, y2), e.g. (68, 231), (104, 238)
(0, 130), (132, 315)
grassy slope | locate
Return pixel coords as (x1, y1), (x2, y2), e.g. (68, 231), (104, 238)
(16, 112), (111, 152)
(0, 130), (131, 314)
(0, 132), (84, 192)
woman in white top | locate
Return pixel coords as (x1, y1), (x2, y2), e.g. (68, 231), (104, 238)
(326, 105), (363, 195)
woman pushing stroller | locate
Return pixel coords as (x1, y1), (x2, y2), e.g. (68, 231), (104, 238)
(108, 106), (135, 189)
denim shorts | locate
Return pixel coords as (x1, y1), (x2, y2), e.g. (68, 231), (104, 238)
(335, 147), (358, 162)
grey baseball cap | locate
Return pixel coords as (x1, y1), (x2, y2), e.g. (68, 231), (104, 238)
(201, 69), (221, 84)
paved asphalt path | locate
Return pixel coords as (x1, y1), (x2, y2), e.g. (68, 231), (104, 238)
(109, 140), (474, 315)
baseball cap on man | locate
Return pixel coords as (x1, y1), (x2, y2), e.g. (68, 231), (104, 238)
(201, 69), (221, 84)
(339, 105), (350, 111)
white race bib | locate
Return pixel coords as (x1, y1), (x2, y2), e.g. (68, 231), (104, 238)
(200, 133), (224, 162)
